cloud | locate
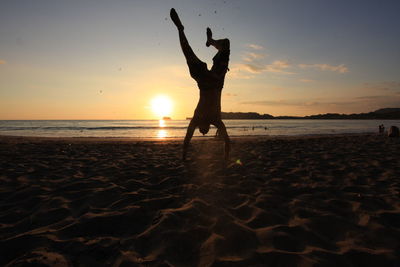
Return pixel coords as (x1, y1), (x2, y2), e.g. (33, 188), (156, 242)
(233, 43), (296, 77)
(241, 94), (400, 109)
(238, 93), (400, 116)
(265, 60), (293, 74)
(224, 93), (238, 97)
(237, 63), (265, 74)
(240, 99), (368, 109)
(228, 64), (255, 79)
(242, 52), (267, 62)
(299, 79), (315, 83)
(233, 60), (294, 75)
(299, 63), (348, 73)
(354, 95), (399, 101)
(246, 44), (264, 50)
(240, 100), (322, 107)
(0, 60), (6, 65)
(362, 81), (400, 91)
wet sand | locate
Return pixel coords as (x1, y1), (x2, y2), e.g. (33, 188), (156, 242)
(0, 134), (399, 266)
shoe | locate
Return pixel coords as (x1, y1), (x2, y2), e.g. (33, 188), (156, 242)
(206, 27), (212, 47)
(170, 8), (184, 31)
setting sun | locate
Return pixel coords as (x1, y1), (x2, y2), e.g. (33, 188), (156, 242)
(151, 95), (173, 118)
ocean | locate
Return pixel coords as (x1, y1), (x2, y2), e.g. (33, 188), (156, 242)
(0, 120), (399, 138)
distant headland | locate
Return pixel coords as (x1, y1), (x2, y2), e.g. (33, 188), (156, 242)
(221, 108), (400, 120)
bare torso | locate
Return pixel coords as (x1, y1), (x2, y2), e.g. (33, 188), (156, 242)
(193, 64), (227, 123)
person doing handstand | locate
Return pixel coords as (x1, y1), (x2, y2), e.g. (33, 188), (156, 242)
(170, 8), (230, 160)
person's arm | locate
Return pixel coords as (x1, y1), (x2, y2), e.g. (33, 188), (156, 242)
(183, 118), (197, 160)
(214, 120), (230, 160)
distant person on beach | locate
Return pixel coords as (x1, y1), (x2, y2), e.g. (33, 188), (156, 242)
(170, 8), (230, 160)
(379, 124), (385, 134)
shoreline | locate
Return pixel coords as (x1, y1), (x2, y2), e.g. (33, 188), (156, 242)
(0, 132), (377, 143)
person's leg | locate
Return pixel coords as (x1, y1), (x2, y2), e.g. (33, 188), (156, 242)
(183, 118), (198, 160)
(170, 8), (202, 64)
(170, 8), (183, 31)
(206, 28), (230, 74)
(214, 120), (230, 160)
(215, 128), (220, 139)
(206, 27), (230, 52)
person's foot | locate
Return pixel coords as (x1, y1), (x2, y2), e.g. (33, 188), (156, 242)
(170, 8), (184, 31)
(206, 27), (213, 47)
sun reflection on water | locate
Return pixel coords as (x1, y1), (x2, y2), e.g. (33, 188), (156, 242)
(157, 129), (168, 138)
(157, 119), (168, 138)
(159, 119), (166, 128)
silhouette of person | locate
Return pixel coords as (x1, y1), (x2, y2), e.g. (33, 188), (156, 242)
(170, 8), (230, 160)
(379, 124), (385, 134)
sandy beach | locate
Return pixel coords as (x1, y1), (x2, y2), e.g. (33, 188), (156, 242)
(0, 134), (399, 266)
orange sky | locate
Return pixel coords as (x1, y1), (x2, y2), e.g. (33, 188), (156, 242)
(1, 1), (400, 119)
